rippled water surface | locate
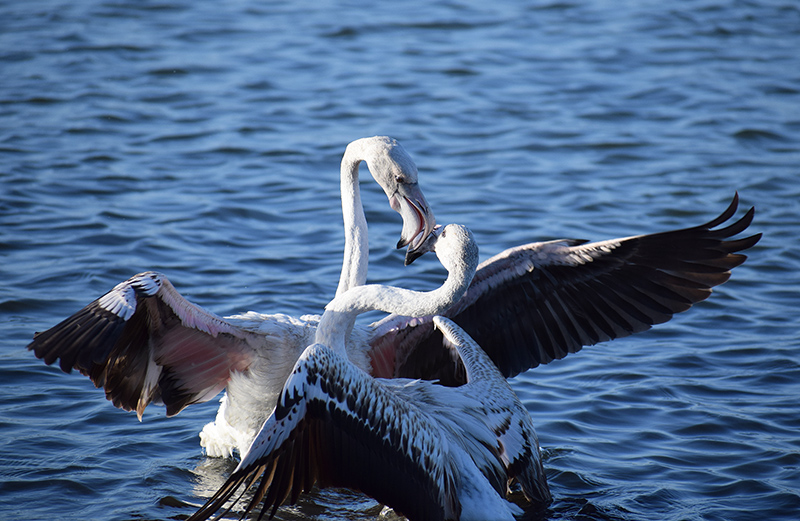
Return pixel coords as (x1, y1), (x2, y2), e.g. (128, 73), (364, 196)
(2, 1), (799, 520)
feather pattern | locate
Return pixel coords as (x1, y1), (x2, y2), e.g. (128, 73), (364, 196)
(28, 272), (259, 420)
(371, 193), (761, 384)
(188, 343), (461, 521)
(188, 316), (549, 521)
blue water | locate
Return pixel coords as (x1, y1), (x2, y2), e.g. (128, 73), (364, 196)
(2, 1), (799, 520)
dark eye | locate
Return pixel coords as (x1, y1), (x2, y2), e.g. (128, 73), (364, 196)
(395, 175), (405, 184)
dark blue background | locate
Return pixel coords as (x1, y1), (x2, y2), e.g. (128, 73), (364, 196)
(2, 1), (798, 519)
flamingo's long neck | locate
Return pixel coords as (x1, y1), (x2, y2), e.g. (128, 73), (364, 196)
(318, 235), (477, 355)
(336, 144), (369, 298)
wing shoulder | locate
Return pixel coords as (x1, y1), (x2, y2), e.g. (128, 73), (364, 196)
(28, 271), (258, 418)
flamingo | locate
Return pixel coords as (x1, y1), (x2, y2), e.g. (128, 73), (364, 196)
(27, 136), (437, 458)
(187, 224), (551, 521)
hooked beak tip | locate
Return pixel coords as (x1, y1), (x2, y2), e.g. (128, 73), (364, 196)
(404, 247), (425, 266)
(404, 223), (441, 265)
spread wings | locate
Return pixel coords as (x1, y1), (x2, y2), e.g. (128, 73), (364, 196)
(369, 193), (762, 384)
(187, 343), (461, 521)
(27, 272), (258, 418)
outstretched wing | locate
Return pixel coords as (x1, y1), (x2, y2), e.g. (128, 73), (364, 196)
(28, 272), (258, 418)
(187, 343), (459, 521)
(369, 194), (762, 383)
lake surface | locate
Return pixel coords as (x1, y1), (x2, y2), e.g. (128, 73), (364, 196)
(2, 1), (799, 520)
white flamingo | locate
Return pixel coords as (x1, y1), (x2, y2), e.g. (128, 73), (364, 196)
(187, 224), (551, 521)
(27, 136), (436, 458)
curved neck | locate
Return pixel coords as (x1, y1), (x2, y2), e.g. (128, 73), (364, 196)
(318, 256), (476, 354)
(335, 149), (369, 298)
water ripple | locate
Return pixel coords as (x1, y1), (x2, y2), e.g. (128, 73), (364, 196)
(2, 0), (799, 520)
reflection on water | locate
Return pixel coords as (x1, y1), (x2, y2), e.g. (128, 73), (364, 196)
(2, 0), (799, 520)
(190, 455), (393, 521)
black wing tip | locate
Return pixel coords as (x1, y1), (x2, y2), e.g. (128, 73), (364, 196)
(452, 192), (761, 379)
(186, 471), (252, 521)
(713, 206), (761, 263)
(745, 231), (763, 248)
(700, 192), (739, 229)
(705, 193), (760, 236)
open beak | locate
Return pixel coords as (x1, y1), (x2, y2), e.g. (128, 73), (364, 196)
(390, 183), (436, 266)
(404, 224), (442, 266)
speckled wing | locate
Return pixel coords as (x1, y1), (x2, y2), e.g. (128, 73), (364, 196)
(370, 194), (762, 383)
(27, 271), (258, 418)
(432, 316), (551, 505)
(187, 343), (460, 521)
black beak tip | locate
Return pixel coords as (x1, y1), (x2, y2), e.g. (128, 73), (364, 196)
(404, 247), (425, 266)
